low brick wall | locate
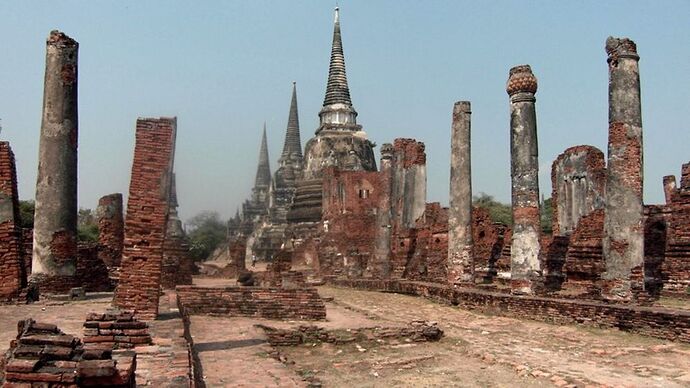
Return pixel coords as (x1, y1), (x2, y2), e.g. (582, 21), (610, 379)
(176, 286), (326, 320)
(331, 279), (690, 343)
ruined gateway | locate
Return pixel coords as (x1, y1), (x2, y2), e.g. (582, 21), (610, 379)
(0, 7), (689, 388)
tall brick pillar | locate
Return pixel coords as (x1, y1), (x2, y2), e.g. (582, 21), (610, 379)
(0, 142), (26, 301)
(601, 37), (644, 301)
(448, 101), (474, 284)
(507, 65), (542, 295)
(96, 193), (124, 270)
(367, 143), (394, 278)
(31, 31), (79, 292)
(114, 117), (176, 320)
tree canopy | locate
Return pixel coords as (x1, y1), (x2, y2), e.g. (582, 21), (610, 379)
(187, 211), (227, 262)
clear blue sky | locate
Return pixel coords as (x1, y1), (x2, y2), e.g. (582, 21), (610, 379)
(1, 1), (688, 223)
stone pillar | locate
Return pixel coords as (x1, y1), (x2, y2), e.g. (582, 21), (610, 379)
(31, 31), (79, 292)
(601, 37), (644, 301)
(96, 193), (124, 270)
(368, 143), (394, 278)
(448, 101), (474, 284)
(663, 175), (676, 204)
(0, 142), (27, 301)
(507, 65), (542, 295)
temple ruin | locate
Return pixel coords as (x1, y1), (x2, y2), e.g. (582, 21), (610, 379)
(1, 7), (689, 388)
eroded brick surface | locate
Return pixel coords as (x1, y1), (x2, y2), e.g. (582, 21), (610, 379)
(0, 142), (26, 302)
(114, 117), (177, 320)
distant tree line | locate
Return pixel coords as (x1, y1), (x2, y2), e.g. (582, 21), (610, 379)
(19, 200), (99, 242)
(472, 193), (552, 234)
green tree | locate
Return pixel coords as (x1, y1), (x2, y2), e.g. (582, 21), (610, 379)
(473, 193), (512, 226)
(187, 211), (227, 262)
(19, 200), (35, 229)
(77, 208), (99, 242)
(541, 197), (553, 234)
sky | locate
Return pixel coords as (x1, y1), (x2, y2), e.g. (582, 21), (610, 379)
(0, 1), (688, 224)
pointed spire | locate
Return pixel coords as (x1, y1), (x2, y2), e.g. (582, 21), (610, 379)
(280, 82), (303, 161)
(254, 123), (271, 188)
(323, 7), (352, 107)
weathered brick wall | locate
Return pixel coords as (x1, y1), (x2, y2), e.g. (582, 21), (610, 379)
(391, 138), (426, 230)
(472, 207), (508, 282)
(161, 235), (192, 289)
(662, 162), (690, 296)
(332, 279), (690, 343)
(317, 168), (383, 278)
(0, 142), (26, 302)
(401, 203), (448, 283)
(96, 193), (124, 272)
(176, 286), (326, 320)
(22, 228), (33, 276)
(562, 209), (605, 295)
(76, 242), (113, 292)
(551, 145), (606, 236)
(541, 234), (569, 290)
(114, 117), (176, 320)
(644, 205), (669, 297)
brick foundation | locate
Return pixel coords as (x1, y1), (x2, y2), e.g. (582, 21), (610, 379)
(256, 321), (443, 346)
(331, 279), (690, 343)
(176, 286), (326, 320)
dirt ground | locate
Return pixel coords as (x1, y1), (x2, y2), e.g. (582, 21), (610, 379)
(2, 282), (689, 387)
(185, 281), (690, 387)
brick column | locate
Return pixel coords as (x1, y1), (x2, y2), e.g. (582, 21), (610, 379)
(114, 117), (176, 320)
(368, 143), (394, 278)
(507, 65), (542, 295)
(31, 31), (79, 292)
(448, 101), (474, 284)
(601, 37), (644, 301)
(663, 175), (676, 205)
(96, 193), (124, 270)
(0, 142), (26, 301)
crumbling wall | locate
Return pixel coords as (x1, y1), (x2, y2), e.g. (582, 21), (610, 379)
(401, 203), (448, 283)
(0, 142), (26, 301)
(562, 209), (605, 296)
(114, 117), (176, 320)
(661, 162), (690, 296)
(316, 167), (383, 278)
(391, 139), (426, 230)
(551, 145), (606, 236)
(471, 207), (507, 283)
(76, 242), (113, 292)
